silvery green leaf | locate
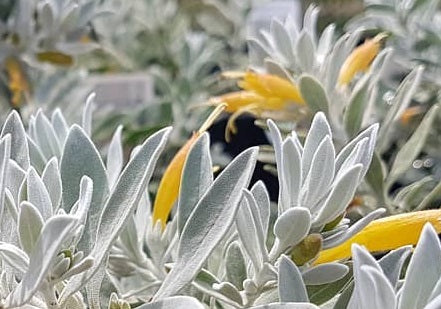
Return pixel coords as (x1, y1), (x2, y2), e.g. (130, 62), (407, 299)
(369, 48), (393, 85)
(273, 207), (311, 252)
(1, 111), (29, 170)
(302, 264), (349, 285)
(6, 159), (26, 204)
(193, 277), (243, 308)
(323, 208), (385, 249)
(264, 59), (293, 80)
(299, 75), (330, 115)
(236, 196), (266, 272)
(136, 296), (204, 309)
(42, 157), (62, 211)
(349, 244), (385, 308)
(153, 147), (257, 300)
(302, 112), (332, 181)
(27, 137), (46, 173)
(0, 242), (29, 273)
(316, 24), (335, 62)
(278, 255), (309, 302)
(354, 265), (396, 309)
(268, 119), (286, 214)
(34, 110), (62, 159)
(251, 181), (271, 237)
(301, 136), (335, 208)
(4, 189), (17, 223)
(71, 176), (93, 226)
(82, 93), (95, 136)
(379, 246), (412, 289)
(251, 303), (320, 309)
(365, 152), (385, 201)
(425, 294), (441, 309)
(106, 125), (123, 191)
(18, 202), (44, 255)
(344, 75), (370, 138)
(303, 4), (319, 42)
(177, 133), (213, 236)
(388, 104), (439, 185)
(378, 66), (424, 150)
(0, 135), (10, 223)
(306, 263), (352, 305)
(271, 19), (295, 65)
(26, 167), (53, 220)
(428, 276), (441, 304)
(335, 123), (378, 179)
(296, 31), (316, 73)
(248, 38), (271, 70)
(60, 125), (109, 254)
(244, 190), (268, 256)
(212, 282), (243, 306)
(61, 127), (171, 301)
(225, 241), (247, 290)
(281, 137), (302, 212)
(314, 165), (363, 227)
(5, 215), (78, 308)
(399, 224), (441, 309)
(51, 109), (69, 146)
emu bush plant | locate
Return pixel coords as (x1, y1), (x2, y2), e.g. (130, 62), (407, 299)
(1, 0), (441, 309)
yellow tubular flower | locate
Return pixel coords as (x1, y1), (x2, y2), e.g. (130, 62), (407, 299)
(210, 72), (304, 141)
(338, 33), (387, 86)
(152, 104), (225, 230)
(237, 72), (305, 105)
(314, 209), (441, 265)
(4, 57), (29, 107)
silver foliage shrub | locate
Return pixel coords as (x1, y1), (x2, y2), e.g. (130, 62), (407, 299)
(0, 103), (440, 308)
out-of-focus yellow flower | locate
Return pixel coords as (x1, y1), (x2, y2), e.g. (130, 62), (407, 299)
(338, 33), (387, 86)
(4, 57), (29, 107)
(152, 104), (225, 230)
(400, 106), (424, 125)
(314, 209), (441, 264)
(209, 71), (305, 141)
(36, 51), (74, 66)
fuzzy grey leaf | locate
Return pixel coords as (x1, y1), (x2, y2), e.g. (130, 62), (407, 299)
(379, 246), (412, 289)
(274, 207), (311, 250)
(136, 296), (204, 309)
(177, 133), (213, 236)
(278, 255), (309, 302)
(299, 75), (329, 115)
(60, 125), (109, 254)
(399, 224), (441, 309)
(388, 104), (439, 185)
(0, 242), (29, 273)
(42, 157), (62, 211)
(18, 202), (44, 255)
(302, 112), (331, 181)
(5, 215), (78, 308)
(26, 167), (52, 220)
(1, 111), (29, 170)
(225, 241), (247, 290)
(60, 127), (171, 302)
(302, 263), (349, 285)
(106, 125), (123, 191)
(251, 303), (319, 309)
(251, 181), (271, 237)
(314, 165), (362, 227)
(153, 147), (258, 300)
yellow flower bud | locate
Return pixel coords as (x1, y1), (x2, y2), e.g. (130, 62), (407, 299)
(314, 209), (441, 264)
(338, 33), (387, 86)
(4, 57), (29, 107)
